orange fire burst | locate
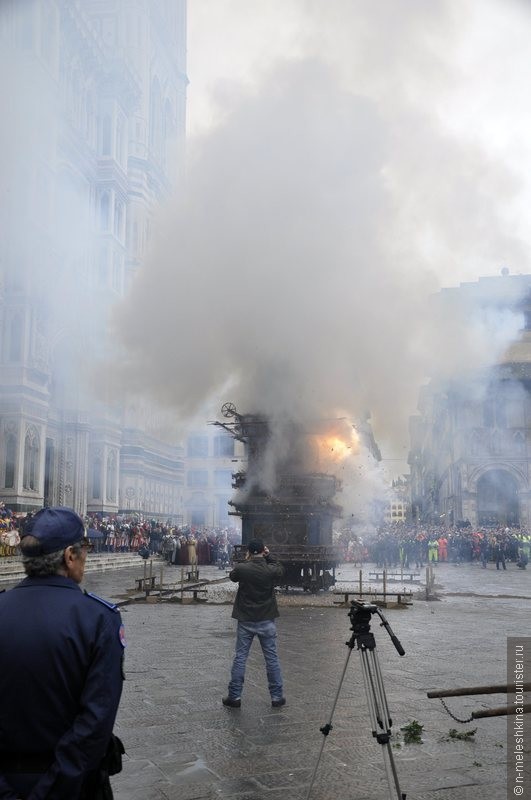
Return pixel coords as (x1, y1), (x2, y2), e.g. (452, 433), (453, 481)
(315, 427), (360, 464)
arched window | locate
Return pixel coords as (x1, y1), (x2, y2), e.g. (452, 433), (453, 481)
(112, 252), (122, 293)
(23, 426), (40, 491)
(114, 201), (123, 239)
(116, 115), (126, 166)
(490, 430), (502, 455)
(17, 5), (34, 50)
(98, 244), (109, 286)
(4, 432), (17, 489)
(9, 314), (23, 362)
(149, 78), (162, 161)
(470, 431), (481, 457)
(163, 99), (173, 167)
(40, 5), (57, 69)
(85, 91), (95, 147)
(483, 392), (506, 428)
(92, 455), (102, 499)
(101, 115), (112, 156)
(99, 192), (110, 230)
(72, 68), (82, 128)
(106, 451), (117, 502)
(477, 469), (519, 526)
(513, 431), (526, 455)
(130, 220), (139, 253)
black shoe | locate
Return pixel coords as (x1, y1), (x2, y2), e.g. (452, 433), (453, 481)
(222, 696), (241, 708)
(271, 697), (286, 708)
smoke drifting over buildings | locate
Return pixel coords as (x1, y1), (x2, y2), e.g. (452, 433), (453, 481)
(2, 0), (528, 520)
(0, 25), (95, 412)
(113, 0), (529, 517)
(0, 2), (189, 518)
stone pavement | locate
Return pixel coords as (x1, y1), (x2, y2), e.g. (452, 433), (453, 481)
(58, 562), (531, 797)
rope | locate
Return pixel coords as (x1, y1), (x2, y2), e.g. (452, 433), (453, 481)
(439, 697), (474, 724)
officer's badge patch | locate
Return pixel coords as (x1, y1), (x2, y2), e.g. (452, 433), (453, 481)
(119, 624), (127, 648)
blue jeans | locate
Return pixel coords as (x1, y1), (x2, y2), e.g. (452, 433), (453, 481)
(228, 620), (283, 700)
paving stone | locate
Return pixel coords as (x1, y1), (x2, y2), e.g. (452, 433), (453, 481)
(70, 561), (531, 799)
(208, 776), (260, 794)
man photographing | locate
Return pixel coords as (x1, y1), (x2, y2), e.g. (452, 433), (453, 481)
(0, 507), (125, 799)
(223, 539), (285, 708)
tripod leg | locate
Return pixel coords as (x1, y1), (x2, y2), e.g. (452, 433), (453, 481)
(359, 647), (391, 736)
(305, 645), (355, 800)
(359, 646), (406, 800)
(368, 647), (393, 730)
(382, 741), (406, 800)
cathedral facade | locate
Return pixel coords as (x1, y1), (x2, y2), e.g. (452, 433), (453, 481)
(0, 0), (189, 518)
(409, 274), (531, 529)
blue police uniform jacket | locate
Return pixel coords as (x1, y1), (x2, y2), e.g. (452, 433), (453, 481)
(0, 575), (125, 800)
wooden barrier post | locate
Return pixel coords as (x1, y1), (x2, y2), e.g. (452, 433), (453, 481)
(425, 565), (435, 598)
(359, 569), (363, 598)
(383, 569), (387, 603)
(144, 559), (151, 598)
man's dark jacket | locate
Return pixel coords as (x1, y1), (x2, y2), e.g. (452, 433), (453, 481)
(230, 554), (284, 621)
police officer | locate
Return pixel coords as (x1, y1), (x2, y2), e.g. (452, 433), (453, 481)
(222, 539), (285, 708)
(0, 507), (125, 799)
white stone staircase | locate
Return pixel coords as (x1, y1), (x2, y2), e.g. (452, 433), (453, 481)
(0, 552), (163, 585)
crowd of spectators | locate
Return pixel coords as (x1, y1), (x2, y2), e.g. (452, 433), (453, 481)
(85, 514), (241, 566)
(3, 501), (531, 572)
(0, 502), (21, 555)
(0, 503), (242, 566)
(337, 522), (531, 570)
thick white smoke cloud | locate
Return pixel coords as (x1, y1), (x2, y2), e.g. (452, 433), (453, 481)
(0, 9), (104, 413)
(112, 0), (530, 516)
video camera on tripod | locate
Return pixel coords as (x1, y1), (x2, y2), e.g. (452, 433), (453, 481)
(348, 598), (405, 657)
(306, 600), (407, 800)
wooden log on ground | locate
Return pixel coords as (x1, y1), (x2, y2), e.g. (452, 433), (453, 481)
(472, 703), (531, 719)
(428, 682), (531, 698)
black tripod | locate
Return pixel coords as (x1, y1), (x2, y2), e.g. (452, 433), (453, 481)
(306, 600), (406, 800)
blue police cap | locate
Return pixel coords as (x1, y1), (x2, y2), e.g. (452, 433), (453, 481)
(22, 507), (85, 555)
